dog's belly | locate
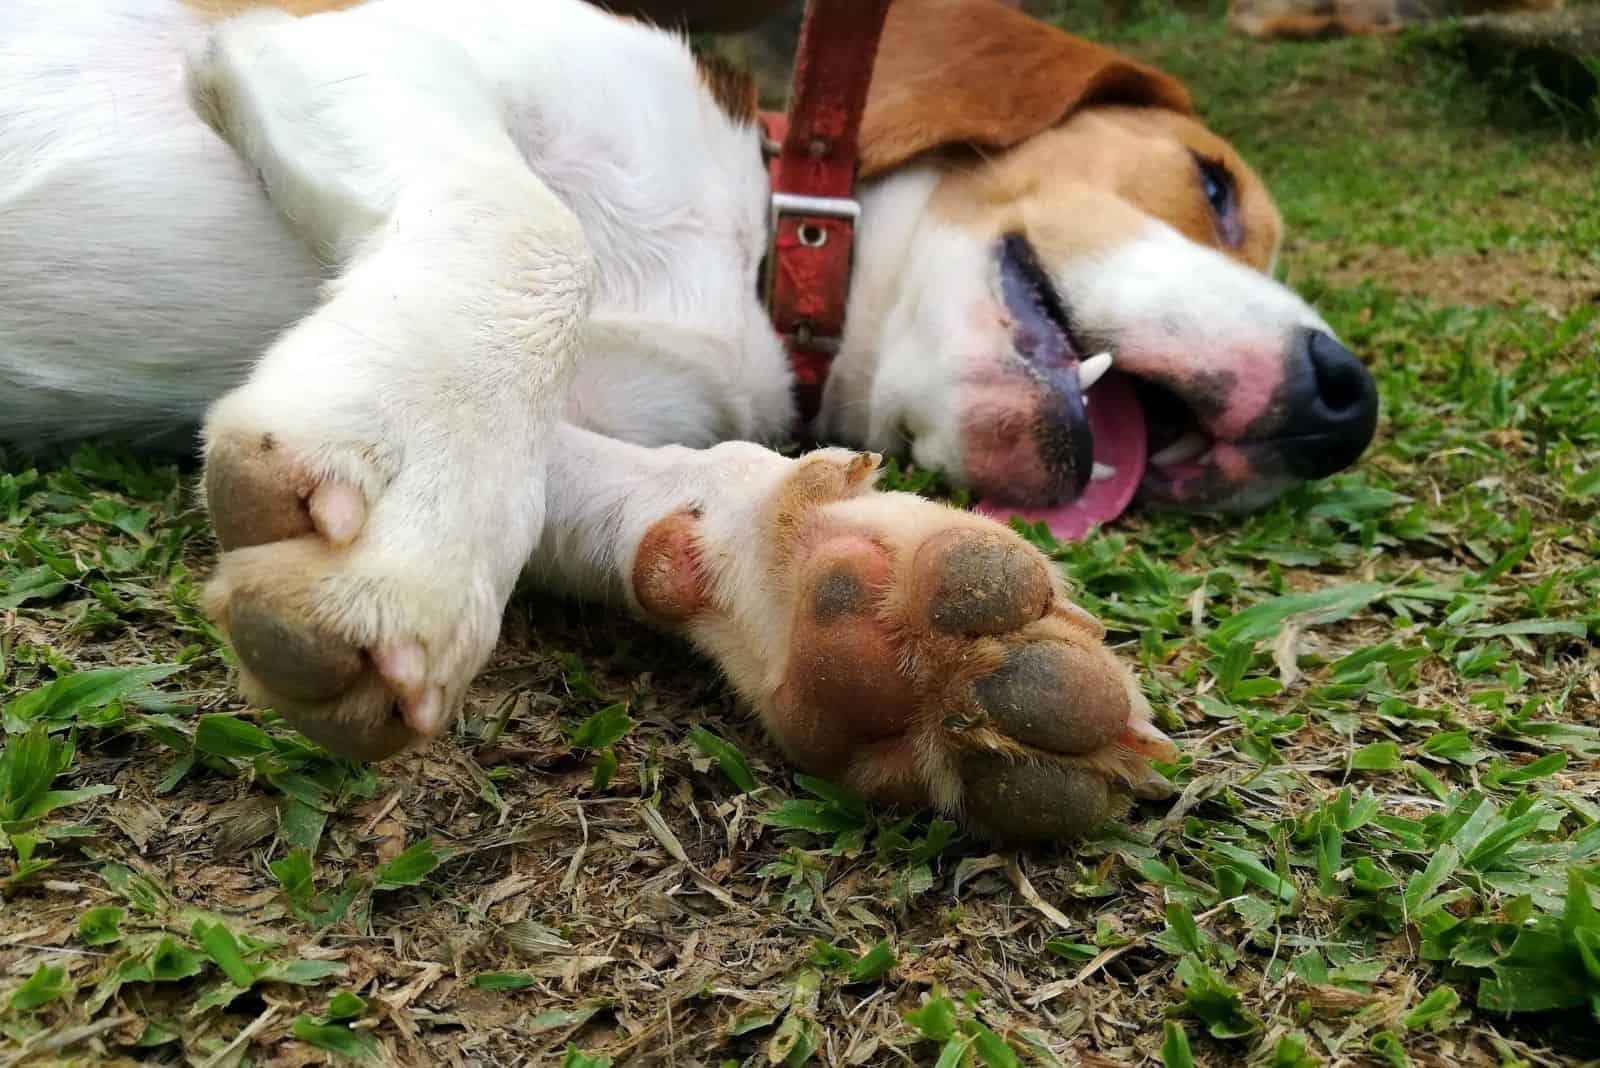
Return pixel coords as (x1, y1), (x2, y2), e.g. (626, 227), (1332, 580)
(0, 0), (324, 448)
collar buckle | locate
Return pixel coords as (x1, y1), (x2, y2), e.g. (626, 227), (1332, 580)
(763, 192), (860, 356)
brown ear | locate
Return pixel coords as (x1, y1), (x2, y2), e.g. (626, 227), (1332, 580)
(859, 0), (1194, 178)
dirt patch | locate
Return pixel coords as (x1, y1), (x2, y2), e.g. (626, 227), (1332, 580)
(1293, 241), (1600, 310)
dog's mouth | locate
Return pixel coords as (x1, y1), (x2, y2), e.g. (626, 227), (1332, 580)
(974, 234), (1217, 540)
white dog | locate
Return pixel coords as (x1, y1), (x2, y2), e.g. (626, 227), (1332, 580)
(0, 0), (1377, 840)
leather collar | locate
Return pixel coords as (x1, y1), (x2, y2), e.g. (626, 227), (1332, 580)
(760, 0), (893, 429)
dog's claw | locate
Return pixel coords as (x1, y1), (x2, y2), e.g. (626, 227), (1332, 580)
(308, 480), (367, 546)
(372, 640), (426, 696)
(1120, 715), (1180, 762)
(372, 641), (448, 736)
(400, 686), (448, 737)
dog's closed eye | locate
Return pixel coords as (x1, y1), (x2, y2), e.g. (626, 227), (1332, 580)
(1192, 152), (1242, 249)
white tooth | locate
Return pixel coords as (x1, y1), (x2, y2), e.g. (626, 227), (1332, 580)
(1078, 352), (1113, 392)
(1091, 462), (1117, 482)
(1151, 431), (1209, 466)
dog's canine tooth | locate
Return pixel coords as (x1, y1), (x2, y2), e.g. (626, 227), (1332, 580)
(1150, 431), (1208, 466)
(1078, 351), (1113, 391)
(1091, 462), (1116, 481)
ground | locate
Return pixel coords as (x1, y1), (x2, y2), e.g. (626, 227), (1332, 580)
(2, 4), (1599, 1067)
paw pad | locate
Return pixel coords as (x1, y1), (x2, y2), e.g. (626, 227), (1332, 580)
(960, 753), (1110, 842)
(914, 528), (1052, 636)
(746, 480), (1176, 842)
(227, 588), (363, 704)
(972, 641), (1129, 757)
(809, 565), (869, 625)
(632, 512), (706, 622)
(205, 432), (317, 551)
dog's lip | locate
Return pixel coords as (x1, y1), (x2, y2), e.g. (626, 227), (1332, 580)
(974, 235), (1152, 540)
(976, 368), (1149, 540)
(1138, 433), (1332, 507)
(1142, 428), (1345, 488)
(995, 233), (1094, 498)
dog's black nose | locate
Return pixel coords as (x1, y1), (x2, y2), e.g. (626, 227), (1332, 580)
(1279, 327), (1379, 480)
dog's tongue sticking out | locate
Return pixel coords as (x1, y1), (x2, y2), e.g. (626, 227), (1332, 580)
(977, 371), (1146, 541)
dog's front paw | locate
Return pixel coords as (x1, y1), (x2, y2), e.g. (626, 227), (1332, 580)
(200, 387), (541, 759)
(644, 451), (1177, 841)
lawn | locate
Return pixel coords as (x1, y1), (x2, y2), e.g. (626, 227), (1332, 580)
(3, 5), (1599, 1066)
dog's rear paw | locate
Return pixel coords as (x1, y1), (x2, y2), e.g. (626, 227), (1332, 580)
(201, 399), (537, 759)
(642, 451), (1178, 842)
(202, 536), (503, 760)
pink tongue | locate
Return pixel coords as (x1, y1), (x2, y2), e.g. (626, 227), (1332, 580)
(976, 371), (1147, 541)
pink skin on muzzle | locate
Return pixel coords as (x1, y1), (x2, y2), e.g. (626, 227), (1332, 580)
(959, 339), (1297, 539)
(958, 379), (1060, 503)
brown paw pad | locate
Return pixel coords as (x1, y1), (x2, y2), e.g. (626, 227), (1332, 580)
(205, 432), (318, 551)
(971, 641), (1131, 757)
(912, 528), (1052, 636)
(960, 752), (1110, 841)
(247, 671), (414, 763)
(808, 560), (872, 626)
(632, 512), (706, 623)
(227, 589), (364, 704)
(772, 537), (914, 772)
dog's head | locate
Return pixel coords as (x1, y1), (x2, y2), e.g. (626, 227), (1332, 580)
(818, 0), (1378, 537)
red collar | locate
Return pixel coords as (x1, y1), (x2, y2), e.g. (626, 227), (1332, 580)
(761, 0), (893, 429)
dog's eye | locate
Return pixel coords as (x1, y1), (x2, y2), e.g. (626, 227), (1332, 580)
(1200, 164), (1230, 215)
(1193, 154), (1242, 247)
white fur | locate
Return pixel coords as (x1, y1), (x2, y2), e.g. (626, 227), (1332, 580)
(0, 0), (1332, 480)
(0, 1), (320, 447)
(0, 0), (788, 452)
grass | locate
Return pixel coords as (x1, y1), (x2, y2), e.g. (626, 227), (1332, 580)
(3, 5), (1600, 1065)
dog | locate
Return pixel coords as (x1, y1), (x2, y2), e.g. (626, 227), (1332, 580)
(0, 0), (1378, 841)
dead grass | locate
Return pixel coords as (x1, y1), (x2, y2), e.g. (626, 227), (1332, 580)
(1298, 245), (1600, 312)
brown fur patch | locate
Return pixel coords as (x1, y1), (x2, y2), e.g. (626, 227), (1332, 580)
(859, 0), (1193, 179)
(693, 52), (759, 128)
(927, 105), (1284, 273)
(765, 451), (880, 567)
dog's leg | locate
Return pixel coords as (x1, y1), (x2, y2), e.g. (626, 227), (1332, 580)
(533, 424), (1178, 842)
(191, 10), (594, 758)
